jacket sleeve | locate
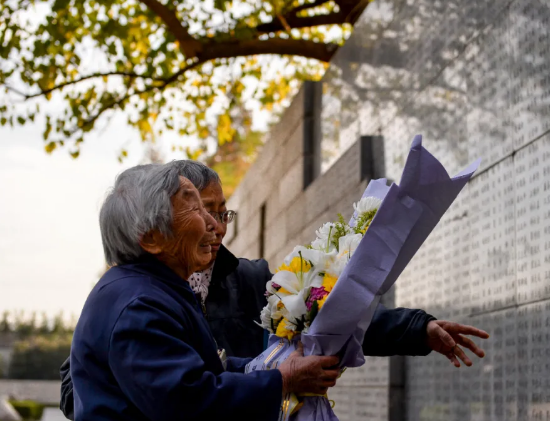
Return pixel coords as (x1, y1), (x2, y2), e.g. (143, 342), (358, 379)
(108, 297), (283, 421)
(226, 356), (253, 373)
(59, 356), (74, 420)
(362, 304), (436, 356)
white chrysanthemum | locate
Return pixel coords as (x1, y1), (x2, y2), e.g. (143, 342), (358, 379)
(315, 222), (335, 241)
(338, 233), (362, 255)
(310, 223), (338, 252)
(353, 196), (382, 215)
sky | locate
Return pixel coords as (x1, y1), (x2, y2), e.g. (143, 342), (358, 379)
(0, 114), (155, 319)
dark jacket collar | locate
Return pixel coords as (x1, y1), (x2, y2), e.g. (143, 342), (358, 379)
(211, 244), (239, 282)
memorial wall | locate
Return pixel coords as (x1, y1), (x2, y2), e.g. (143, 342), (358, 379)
(320, 0), (550, 420)
(227, 0), (550, 419)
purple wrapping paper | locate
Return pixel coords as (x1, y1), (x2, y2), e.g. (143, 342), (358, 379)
(245, 135), (480, 421)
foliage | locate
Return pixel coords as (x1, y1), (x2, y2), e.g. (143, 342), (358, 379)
(206, 123), (264, 198)
(0, 0), (370, 158)
(8, 333), (73, 380)
(0, 311), (10, 333)
(330, 213), (349, 249)
(9, 400), (45, 421)
(0, 310), (75, 336)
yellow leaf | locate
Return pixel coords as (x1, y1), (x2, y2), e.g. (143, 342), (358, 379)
(137, 119), (152, 134)
(44, 142), (57, 153)
(186, 147), (203, 160)
(217, 113), (235, 145)
(199, 128), (209, 139)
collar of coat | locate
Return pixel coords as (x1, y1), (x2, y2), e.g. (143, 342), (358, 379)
(211, 244), (239, 282)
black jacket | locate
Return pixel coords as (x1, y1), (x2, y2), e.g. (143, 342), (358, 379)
(60, 245), (434, 419)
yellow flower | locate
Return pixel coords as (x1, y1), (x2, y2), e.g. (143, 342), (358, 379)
(317, 295), (328, 309)
(322, 274), (338, 293)
(277, 256), (312, 274)
(275, 318), (297, 340)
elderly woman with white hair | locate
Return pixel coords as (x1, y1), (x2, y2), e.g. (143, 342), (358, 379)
(70, 163), (341, 421)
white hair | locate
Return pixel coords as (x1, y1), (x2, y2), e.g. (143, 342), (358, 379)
(99, 160), (221, 266)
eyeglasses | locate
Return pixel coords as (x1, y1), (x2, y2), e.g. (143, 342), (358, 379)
(208, 210), (237, 224)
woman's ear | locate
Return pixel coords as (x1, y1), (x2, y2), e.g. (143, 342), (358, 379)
(139, 231), (164, 255)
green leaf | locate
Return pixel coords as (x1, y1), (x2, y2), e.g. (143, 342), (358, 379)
(308, 299), (319, 322)
(214, 0), (228, 11)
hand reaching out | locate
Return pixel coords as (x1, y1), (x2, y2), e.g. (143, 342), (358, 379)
(426, 320), (489, 367)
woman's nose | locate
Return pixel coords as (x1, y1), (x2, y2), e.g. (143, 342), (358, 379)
(204, 212), (217, 231)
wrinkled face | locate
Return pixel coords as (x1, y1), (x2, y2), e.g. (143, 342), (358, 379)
(155, 177), (217, 276)
(200, 181), (227, 264)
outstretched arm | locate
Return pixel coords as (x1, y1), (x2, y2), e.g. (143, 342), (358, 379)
(363, 305), (435, 356)
(363, 305), (489, 366)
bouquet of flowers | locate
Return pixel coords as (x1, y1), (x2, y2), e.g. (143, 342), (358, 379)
(245, 135), (481, 421)
(258, 196), (382, 341)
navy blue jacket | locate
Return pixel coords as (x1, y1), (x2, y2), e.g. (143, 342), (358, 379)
(70, 255), (282, 421)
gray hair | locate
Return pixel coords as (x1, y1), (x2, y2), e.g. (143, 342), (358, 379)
(99, 160), (221, 266)
(167, 160), (221, 191)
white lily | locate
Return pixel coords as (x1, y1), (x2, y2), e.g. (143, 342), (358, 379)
(353, 196), (382, 216)
(257, 295), (287, 332)
(268, 266), (324, 320)
(283, 245), (336, 271)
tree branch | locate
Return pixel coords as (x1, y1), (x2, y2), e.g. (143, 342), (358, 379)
(4, 71), (166, 100)
(292, 0), (333, 14)
(66, 61), (202, 138)
(54, 38), (339, 140)
(335, 0), (372, 24)
(138, 0), (202, 57)
(256, 11), (346, 33)
(4, 37), (338, 105)
(199, 38), (339, 62)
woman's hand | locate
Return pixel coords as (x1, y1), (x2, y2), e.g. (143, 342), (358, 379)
(426, 320), (489, 367)
(278, 342), (340, 395)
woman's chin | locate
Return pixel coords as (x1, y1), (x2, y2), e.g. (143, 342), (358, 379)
(196, 246), (212, 266)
